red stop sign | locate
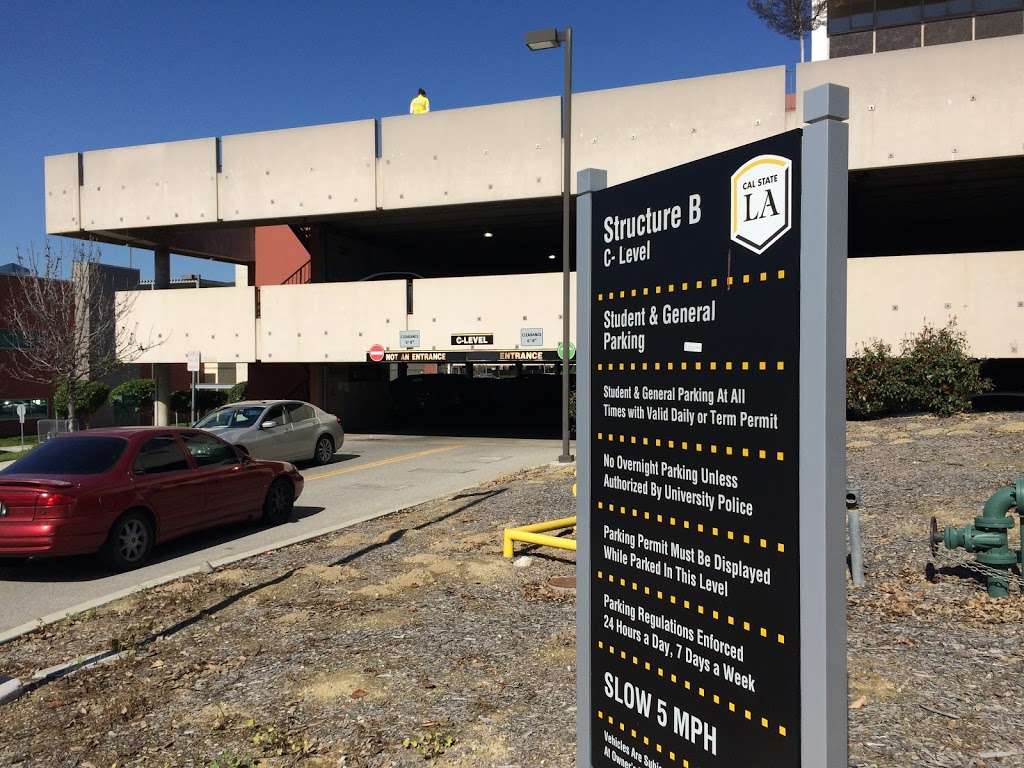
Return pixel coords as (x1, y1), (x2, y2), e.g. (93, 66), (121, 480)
(368, 343), (386, 362)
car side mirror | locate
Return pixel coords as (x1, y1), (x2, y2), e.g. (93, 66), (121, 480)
(261, 420), (278, 430)
(236, 445), (252, 463)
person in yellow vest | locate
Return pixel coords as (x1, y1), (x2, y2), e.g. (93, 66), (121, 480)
(409, 88), (430, 115)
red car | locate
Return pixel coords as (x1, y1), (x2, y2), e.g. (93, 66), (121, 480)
(0, 427), (304, 570)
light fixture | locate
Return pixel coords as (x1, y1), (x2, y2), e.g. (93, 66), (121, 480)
(525, 28), (561, 51)
(483, 231), (494, 238)
(548, 253), (557, 260)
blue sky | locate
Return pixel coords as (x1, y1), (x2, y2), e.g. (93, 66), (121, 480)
(0, 0), (801, 282)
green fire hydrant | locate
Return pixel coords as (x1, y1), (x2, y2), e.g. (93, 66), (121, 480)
(931, 476), (1024, 597)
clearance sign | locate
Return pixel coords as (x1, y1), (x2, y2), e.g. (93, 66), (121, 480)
(577, 85), (850, 768)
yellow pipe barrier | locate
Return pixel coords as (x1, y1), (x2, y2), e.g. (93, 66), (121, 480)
(503, 516), (577, 558)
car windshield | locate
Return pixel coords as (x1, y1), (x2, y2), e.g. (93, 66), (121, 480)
(196, 406), (265, 429)
(0, 436), (127, 475)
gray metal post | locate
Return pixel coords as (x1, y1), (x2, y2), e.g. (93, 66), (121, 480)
(799, 83), (849, 768)
(152, 247), (171, 427)
(848, 508), (865, 587)
(575, 166), (606, 768)
(558, 26), (574, 463)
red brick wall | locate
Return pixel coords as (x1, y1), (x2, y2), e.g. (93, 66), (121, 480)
(0, 275), (54, 437)
(255, 226), (311, 286)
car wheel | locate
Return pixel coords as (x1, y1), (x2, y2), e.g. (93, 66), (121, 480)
(262, 478), (294, 525)
(313, 435), (334, 466)
(101, 512), (154, 571)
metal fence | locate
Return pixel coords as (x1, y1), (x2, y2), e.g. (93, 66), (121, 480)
(36, 419), (76, 442)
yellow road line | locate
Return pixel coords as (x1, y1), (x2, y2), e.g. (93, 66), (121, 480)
(306, 444), (464, 482)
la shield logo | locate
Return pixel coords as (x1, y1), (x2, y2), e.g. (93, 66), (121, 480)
(730, 154), (792, 255)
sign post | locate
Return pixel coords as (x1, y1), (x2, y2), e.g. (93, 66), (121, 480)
(186, 351), (202, 425)
(576, 83), (849, 768)
(16, 403), (26, 452)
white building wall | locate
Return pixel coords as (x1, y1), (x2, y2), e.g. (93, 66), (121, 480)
(118, 254), (1024, 365)
(47, 36), (1024, 232)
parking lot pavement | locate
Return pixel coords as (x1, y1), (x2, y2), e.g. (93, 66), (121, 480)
(0, 434), (564, 636)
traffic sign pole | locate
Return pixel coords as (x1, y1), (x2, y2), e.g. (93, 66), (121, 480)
(18, 405), (26, 452)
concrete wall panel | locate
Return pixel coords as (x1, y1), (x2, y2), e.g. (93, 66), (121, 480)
(409, 272), (575, 353)
(380, 97), (561, 208)
(848, 251), (1024, 359)
(44, 153), (81, 234)
(572, 67), (788, 189)
(258, 282), (407, 362)
(81, 139), (217, 230)
(219, 121), (376, 221)
(798, 36), (1024, 168)
(117, 287), (257, 364)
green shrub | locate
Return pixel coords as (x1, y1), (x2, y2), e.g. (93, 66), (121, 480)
(169, 390), (192, 416)
(110, 378), (155, 414)
(53, 380), (111, 423)
(846, 340), (909, 418)
(226, 381), (248, 403)
(847, 321), (990, 419)
(170, 388), (229, 422)
(902, 322), (991, 416)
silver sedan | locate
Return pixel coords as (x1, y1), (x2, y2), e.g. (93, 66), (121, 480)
(195, 400), (344, 465)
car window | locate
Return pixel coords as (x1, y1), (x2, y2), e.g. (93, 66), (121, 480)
(1, 436), (127, 475)
(133, 437), (190, 475)
(197, 406), (264, 429)
(285, 402), (315, 422)
(182, 432), (238, 468)
(263, 405), (286, 427)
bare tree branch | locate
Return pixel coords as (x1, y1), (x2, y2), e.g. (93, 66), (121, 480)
(0, 240), (160, 422)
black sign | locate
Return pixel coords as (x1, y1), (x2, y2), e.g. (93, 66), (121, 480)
(365, 349), (560, 363)
(451, 333), (494, 346)
(589, 132), (802, 767)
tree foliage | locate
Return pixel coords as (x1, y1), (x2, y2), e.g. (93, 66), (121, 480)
(110, 378), (156, 414)
(226, 381), (248, 404)
(747, 0), (827, 60)
(53, 380), (110, 426)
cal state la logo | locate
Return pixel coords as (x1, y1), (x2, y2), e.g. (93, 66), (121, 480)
(730, 154), (792, 254)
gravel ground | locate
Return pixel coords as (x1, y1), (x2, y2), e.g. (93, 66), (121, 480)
(2, 412), (1024, 767)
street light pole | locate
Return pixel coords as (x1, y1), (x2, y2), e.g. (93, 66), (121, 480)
(526, 25), (575, 463)
(559, 26), (573, 463)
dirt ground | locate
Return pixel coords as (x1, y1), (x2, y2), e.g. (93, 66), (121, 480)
(2, 412), (1024, 767)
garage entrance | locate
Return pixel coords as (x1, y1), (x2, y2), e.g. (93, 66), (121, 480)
(321, 361), (567, 438)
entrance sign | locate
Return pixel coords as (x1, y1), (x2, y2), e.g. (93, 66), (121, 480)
(576, 85), (849, 768)
(399, 330), (421, 349)
(365, 349), (561, 364)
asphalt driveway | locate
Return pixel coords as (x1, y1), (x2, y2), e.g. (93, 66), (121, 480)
(0, 434), (564, 636)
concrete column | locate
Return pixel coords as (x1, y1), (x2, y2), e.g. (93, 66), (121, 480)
(152, 247), (171, 426)
(308, 363), (325, 408)
(233, 264), (254, 387)
(234, 263), (255, 287)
